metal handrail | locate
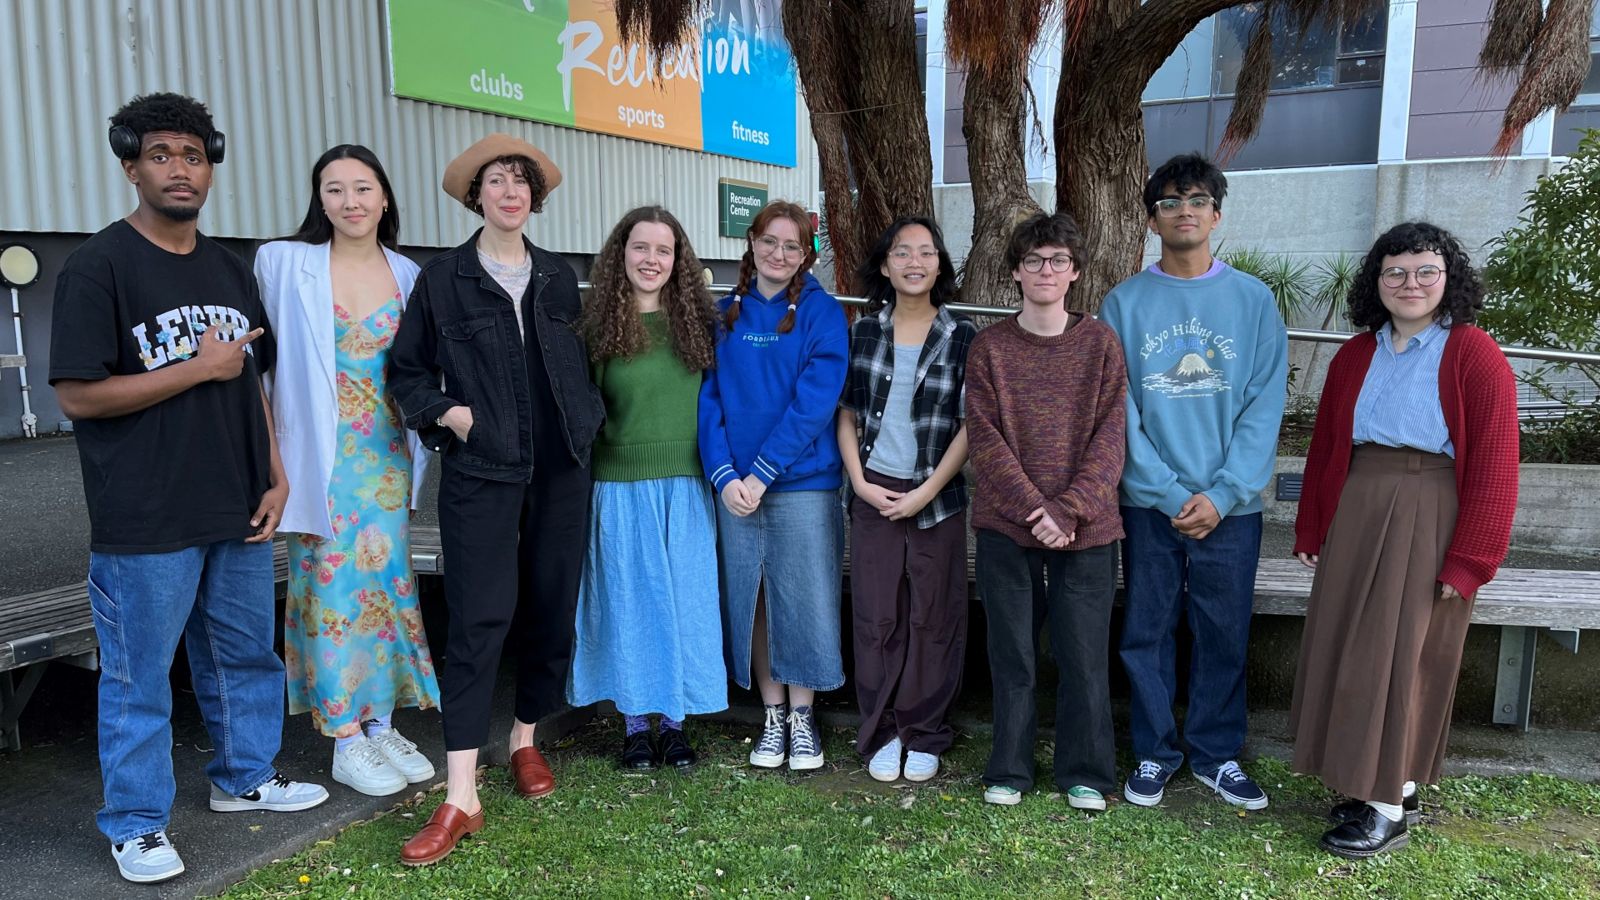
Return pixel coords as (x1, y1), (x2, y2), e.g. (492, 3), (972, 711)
(577, 282), (1600, 367)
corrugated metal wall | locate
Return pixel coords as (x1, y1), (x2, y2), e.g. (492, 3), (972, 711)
(0, 0), (819, 255)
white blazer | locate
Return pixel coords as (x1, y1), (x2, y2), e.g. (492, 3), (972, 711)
(255, 239), (428, 539)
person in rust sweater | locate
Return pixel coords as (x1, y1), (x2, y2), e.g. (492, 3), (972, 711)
(966, 212), (1128, 811)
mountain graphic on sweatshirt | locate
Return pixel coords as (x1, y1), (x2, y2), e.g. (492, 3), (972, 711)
(1143, 351), (1230, 396)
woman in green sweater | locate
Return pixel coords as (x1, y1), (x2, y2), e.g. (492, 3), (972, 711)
(568, 206), (727, 769)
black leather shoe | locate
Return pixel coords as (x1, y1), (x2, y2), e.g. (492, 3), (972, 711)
(1319, 805), (1410, 859)
(658, 727), (697, 770)
(1328, 794), (1419, 826)
(620, 731), (659, 770)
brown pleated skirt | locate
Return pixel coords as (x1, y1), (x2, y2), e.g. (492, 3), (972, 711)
(1289, 445), (1472, 804)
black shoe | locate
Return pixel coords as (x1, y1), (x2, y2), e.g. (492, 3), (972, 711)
(658, 727), (697, 770)
(620, 730), (659, 770)
(1328, 794), (1419, 826)
(1319, 805), (1410, 859)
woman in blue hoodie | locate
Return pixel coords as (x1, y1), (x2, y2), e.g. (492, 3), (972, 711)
(699, 200), (849, 771)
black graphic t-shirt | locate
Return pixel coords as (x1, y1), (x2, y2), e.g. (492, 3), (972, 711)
(49, 220), (277, 554)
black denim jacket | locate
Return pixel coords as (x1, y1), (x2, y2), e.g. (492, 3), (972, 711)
(390, 231), (604, 482)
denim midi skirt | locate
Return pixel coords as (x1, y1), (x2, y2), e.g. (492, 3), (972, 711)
(568, 476), (728, 719)
(716, 488), (846, 692)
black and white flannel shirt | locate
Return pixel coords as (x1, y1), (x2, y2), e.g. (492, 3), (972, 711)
(842, 303), (977, 528)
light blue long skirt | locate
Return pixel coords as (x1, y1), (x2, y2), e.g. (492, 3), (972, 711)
(567, 476), (728, 719)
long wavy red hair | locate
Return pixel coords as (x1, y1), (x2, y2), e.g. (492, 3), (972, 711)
(725, 200), (817, 334)
(583, 206), (717, 370)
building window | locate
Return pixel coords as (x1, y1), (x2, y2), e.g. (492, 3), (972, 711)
(1582, 10), (1600, 106)
(916, 8), (929, 96)
(1213, 3), (1387, 95)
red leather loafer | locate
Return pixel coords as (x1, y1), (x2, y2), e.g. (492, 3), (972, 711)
(510, 745), (555, 798)
(400, 802), (484, 866)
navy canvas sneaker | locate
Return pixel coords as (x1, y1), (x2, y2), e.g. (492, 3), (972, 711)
(1123, 759), (1176, 807)
(1195, 760), (1269, 810)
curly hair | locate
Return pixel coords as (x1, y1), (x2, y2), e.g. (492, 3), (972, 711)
(1347, 221), (1483, 331)
(110, 93), (218, 149)
(856, 216), (958, 311)
(583, 206), (718, 370)
(464, 154), (548, 216)
(726, 200), (817, 334)
(1143, 153), (1228, 215)
(1004, 211), (1086, 272)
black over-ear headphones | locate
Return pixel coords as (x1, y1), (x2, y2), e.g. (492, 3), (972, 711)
(108, 125), (226, 165)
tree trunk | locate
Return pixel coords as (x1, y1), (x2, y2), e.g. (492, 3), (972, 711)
(955, 5), (1044, 310)
(1053, 0), (1245, 311)
(782, 0), (931, 296)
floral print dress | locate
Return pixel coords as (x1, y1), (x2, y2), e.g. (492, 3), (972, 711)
(285, 294), (440, 737)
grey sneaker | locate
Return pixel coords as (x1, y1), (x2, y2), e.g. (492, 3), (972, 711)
(786, 705), (824, 771)
(749, 704), (788, 768)
(209, 773), (330, 813)
(111, 830), (184, 884)
(368, 727), (436, 783)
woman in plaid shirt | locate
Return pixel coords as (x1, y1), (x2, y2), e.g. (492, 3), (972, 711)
(837, 216), (976, 784)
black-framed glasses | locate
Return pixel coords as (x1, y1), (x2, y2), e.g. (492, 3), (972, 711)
(1380, 265), (1443, 288)
(1021, 254), (1074, 273)
(1153, 195), (1215, 217)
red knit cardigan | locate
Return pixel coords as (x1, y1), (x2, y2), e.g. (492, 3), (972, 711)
(1292, 325), (1519, 598)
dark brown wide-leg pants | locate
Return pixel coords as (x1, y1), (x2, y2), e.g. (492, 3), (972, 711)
(850, 470), (969, 758)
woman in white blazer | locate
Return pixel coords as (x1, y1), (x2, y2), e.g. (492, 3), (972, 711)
(255, 144), (439, 797)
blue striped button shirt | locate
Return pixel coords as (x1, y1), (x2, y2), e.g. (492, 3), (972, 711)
(1352, 319), (1454, 458)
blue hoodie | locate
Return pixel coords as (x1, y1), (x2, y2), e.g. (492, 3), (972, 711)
(1098, 264), (1288, 519)
(698, 273), (848, 493)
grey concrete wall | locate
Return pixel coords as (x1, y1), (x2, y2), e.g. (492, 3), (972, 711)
(1265, 456), (1600, 558)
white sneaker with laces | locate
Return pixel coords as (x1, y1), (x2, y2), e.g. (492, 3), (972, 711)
(330, 736), (408, 796)
(367, 727), (436, 783)
(867, 736), (902, 782)
(209, 772), (331, 812)
(111, 830), (184, 884)
(903, 750), (939, 782)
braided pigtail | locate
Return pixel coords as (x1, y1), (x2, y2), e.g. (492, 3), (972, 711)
(726, 254), (758, 333)
(777, 275), (803, 334)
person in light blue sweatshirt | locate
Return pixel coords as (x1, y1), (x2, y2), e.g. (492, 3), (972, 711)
(698, 200), (849, 773)
(1098, 154), (1288, 813)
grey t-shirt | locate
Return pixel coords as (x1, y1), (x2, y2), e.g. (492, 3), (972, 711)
(478, 249), (532, 342)
(864, 342), (921, 479)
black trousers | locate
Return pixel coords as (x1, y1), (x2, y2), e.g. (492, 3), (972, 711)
(976, 529), (1118, 794)
(437, 456), (591, 751)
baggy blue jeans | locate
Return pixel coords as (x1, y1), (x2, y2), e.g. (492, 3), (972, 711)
(1118, 507), (1263, 775)
(88, 539), (284, 843)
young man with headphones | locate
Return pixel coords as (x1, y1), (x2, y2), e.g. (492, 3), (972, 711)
(49, 92), (328, 885)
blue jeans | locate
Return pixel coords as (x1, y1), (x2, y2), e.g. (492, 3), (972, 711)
(88, 539), (284, 843)
(1118, 507), (1262, 775)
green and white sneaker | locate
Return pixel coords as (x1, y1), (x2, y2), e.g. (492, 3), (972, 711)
(1067, 785), (1107, 811)
(984, 785), (1023, 806)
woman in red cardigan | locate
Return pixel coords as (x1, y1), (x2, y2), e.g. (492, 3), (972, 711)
(1289, 222), (1518, 860)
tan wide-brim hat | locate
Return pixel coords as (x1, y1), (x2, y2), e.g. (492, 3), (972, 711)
(441, 133), (563, 208)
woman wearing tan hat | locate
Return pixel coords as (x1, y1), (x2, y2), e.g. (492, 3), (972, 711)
(390, 133), (605, 865)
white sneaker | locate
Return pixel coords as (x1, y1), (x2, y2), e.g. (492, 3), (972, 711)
(111, 830), (184, 884)
(331, 736), (409, 796)
(867, 737), (902, 782)
(210, 772), (332, 812)
(367, 727), (436, 783)
(903, 750), (940, 782)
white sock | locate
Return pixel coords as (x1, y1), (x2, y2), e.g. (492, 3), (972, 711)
(1367, 800), (1404, 822)
(1402, 781), (1416, 798)
(365, 714), (392, 736)
(334, 733), (364, 752)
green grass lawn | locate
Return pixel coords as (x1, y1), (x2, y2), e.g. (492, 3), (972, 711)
(226, 717), (1600, 899)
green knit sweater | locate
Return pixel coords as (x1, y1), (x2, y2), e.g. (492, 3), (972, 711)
(590, 312), (704, 482)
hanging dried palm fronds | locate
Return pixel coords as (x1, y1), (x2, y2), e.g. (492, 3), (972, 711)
(947, 0), (1064, 77)
(614, 0), (704, 56)
(1217, 2), (1275, 164)
(1492, 0), (1591, 157)
(1481, 0), (1545, 72)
